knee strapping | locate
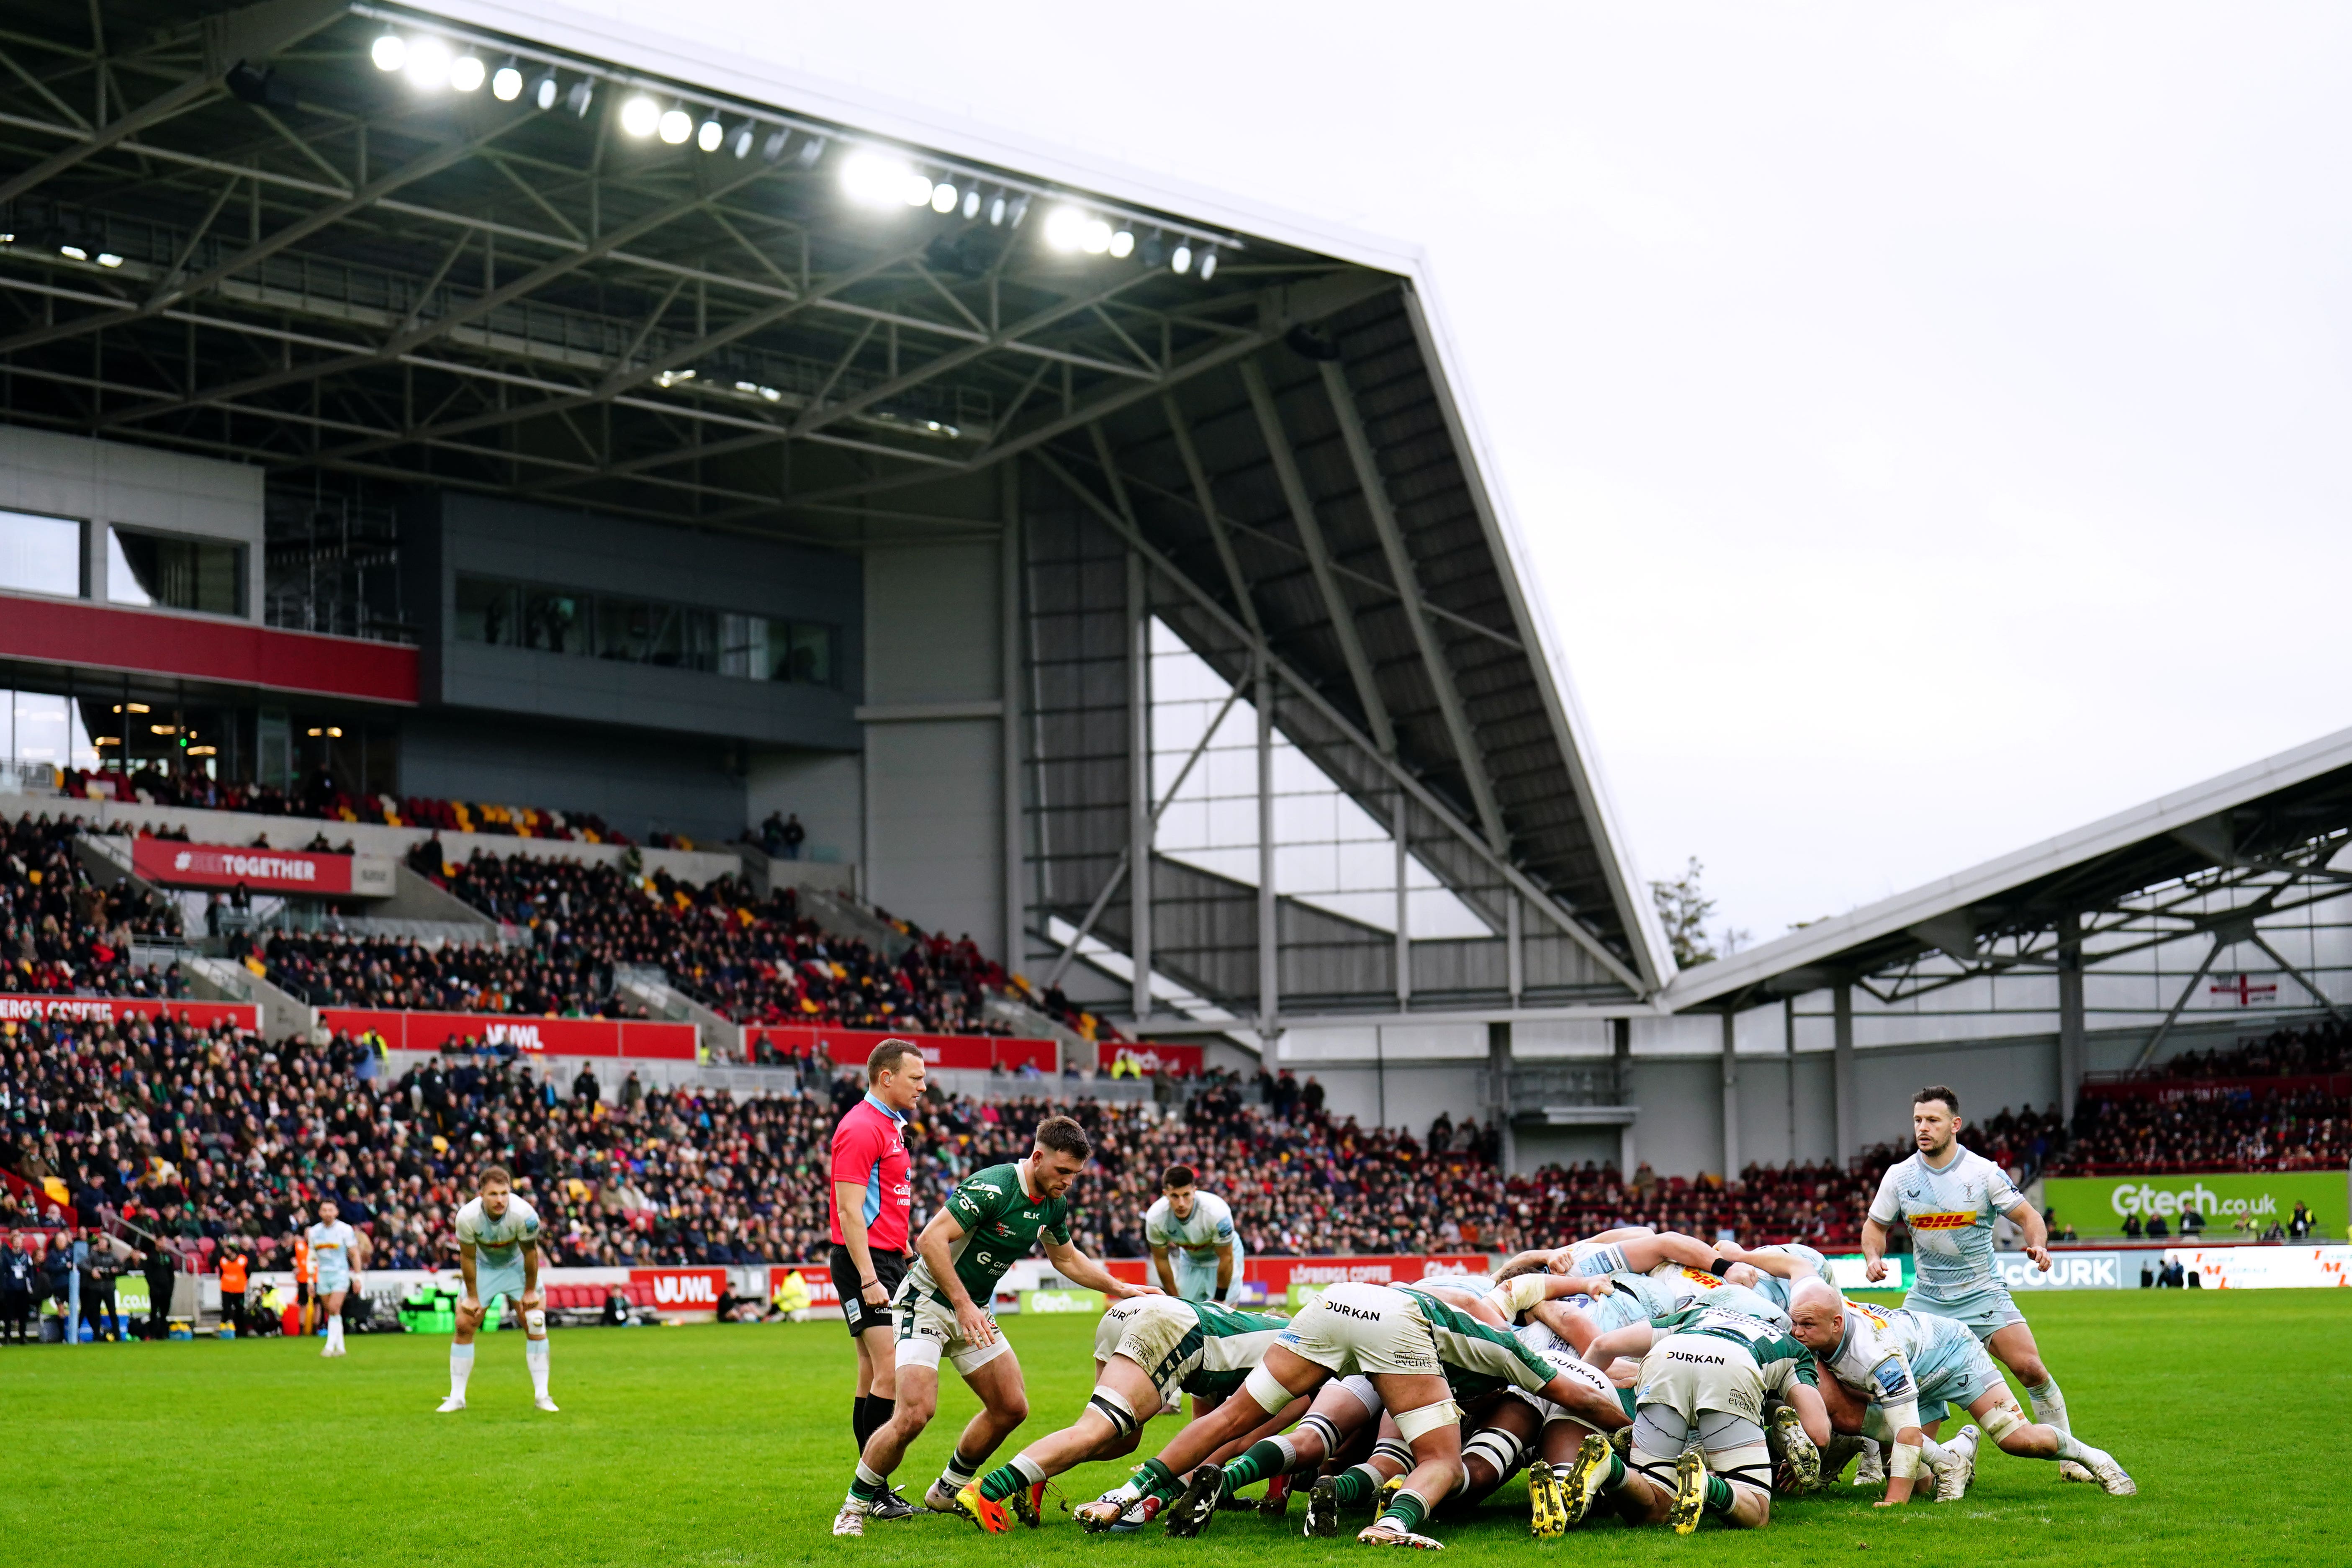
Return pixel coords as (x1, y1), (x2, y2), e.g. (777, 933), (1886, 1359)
(523, 1308), (546, 1336)
(1242, 1362), (1292, 1416)
(1462, 1428), (1525, 1481)
(1392, 1401), (1462, 1445)
(1373, 1437), (1414, 1472)
(1296, 1413), (1342, 1460)
(1979, 1404), (2026, 1442)
(1089, 1386), (1140, 1439)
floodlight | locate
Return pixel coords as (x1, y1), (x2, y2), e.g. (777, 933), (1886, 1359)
(697, 117), (724, 153)
(795, 135), (827, 168)
(1108, 229), (1134, 260)
(1198, 247), (1218, 280)
(988, 194), (1006, 226)
(902, 172), (934, 206)
(1080, 218), (1113, 254)
(1141, 232), (1165, 267)
(658, 107), (693, 144)
(566, 79), (594, 116)
(930, 182), (958, 214)
(1007, 195), (1031, 227)
(842, 151), (916, 206)
(404, 35), (452, 89)
(763, 129), (791, 161)
(532, 73), (559, 110)
(370, 33), (406, 72)
(492, 63), (523, 101)
(1170, 242), (1193, 275)
(59, 245), (86, 261)
(962, 189), (980, 219)
(1043, 206), (1086, 252)
(449, 54), (486, 93)
(732, 126), (755, 159)
(620, 95), (661, 138)
(96, 252), (122, 267)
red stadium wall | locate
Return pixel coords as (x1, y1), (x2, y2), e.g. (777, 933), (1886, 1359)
(318, 1008), (697, 1060)
(0, 591), (418, 704)
(0, 993), (258, 1030)
(742, 1023), (1056, 1074)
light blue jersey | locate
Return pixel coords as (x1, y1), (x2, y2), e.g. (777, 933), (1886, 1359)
(1869, 1147), (2028, 1339)
(306, 1219), (358, 1289)
(455, 1195), (541, 1305)
(1745, 1243), (1830, 1313)
(1145, 1191), (1244, 1305)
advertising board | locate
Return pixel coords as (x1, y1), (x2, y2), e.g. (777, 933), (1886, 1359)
(741, 1023), (1056, 1074)
(318, 1008), (698, 1060)
(2042, 1172), (2345, 1240)
(131, 837), (394, 897)
(2163, 1245), (2352, 1289)
(0, 994), (258, 1031)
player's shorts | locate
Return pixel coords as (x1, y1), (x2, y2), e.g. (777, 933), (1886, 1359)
(1909, 1319), (2007, 1424)
(315, 1265), (350, 1295)
(475, 1257), (526, 1311)
(1094, 1296), (1205, 1402)
(1563, 1240), (1632, 1278)
(894, 1290), (1010, 1376)
(1276, 1281), (1441, 1378)
(1507, 1347), (1616, 1427)
(1630, 1406), (1771, 1493)
(828, 1245), (905, 1338)
(1902, 1283), (2026, 1342)
(1635, 1332), (1767, 1428)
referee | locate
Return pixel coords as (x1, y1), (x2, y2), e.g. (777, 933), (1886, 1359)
(830, 1037), (925, 1508)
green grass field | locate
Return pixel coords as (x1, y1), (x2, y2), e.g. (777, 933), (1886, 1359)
(6, 1291), (2348, 1567)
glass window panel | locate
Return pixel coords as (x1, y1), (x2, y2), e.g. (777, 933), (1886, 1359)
(0, 511), (81, 597)
(678, 608), (717, 672)
(108, 526), (243, 616)
(454, 576), (520, 645)
(522, 589), (585, 654)
(5, 689), (98, 770)
(786, 623), (833, 685)
(719, 613), (768, 679)
(595, 596), (654, 662)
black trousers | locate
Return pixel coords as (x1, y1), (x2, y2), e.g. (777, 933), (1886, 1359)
(0, 1288), (29, 1342)
(144, 1278), (174, 1339)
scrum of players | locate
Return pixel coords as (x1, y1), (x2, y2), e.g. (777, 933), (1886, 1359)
(835, 1085), (2135, 1545)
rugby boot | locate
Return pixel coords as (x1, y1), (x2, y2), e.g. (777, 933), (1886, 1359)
(1257, 1472), (1293, 1518)
(952, 1485), (1014, 1535)
(1559, 1432), (1617, 1528)
(866, 1487), (920, 1523)
(2080, 1447), (2137, 1497)
(1010, 1477), (1049, 1527)
(922, 1478), (963, 1513)
(1852, 1436), (1886, 1486)
(1110, 1495), (1164, 1533)
(2057, 1459), (2097, 1484)
(1162, 1465), (1226, 1537)
(1304, 1476), (1342, 1538)
(1357, 1523), (1446, 1548)
(1524, 1458), (1567, 1538)
(1771, 1406), (1821, 1495)
(1668, 1451), (1708, 1536)
(831, 1502), (867, 1538)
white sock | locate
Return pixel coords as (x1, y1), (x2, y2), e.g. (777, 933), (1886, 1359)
(1918, 1436), (1952, 1467)
(2052, 1430), (2098, 1465)
(450, 1342), (475, 1398)
(527, 1337), (551, 1398)
(326, 1316), (344, 1350)
(2026, 1379), (2069, 1433)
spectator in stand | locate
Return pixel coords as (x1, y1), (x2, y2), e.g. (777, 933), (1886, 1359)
(2145, 1212), (2169, 1239)
(0, 813), (185, 999)
(2180, 1205), (2203, 1238)
(781, 815), (806, 860)
(1, 1232), (33, 1343)
(2290, 1201), (2313, 1240)
(572, 1067), (600, 1107)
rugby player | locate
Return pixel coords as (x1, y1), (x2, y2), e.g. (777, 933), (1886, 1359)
(952, 1293), (1291, 1532)
(1078, 1275), (1627, 1548)
(1787, 1280), (2135, 1500)
(304, 1199), (363, 1359)
(1563, 1303), (1830, 1534)
(1866, 1086), (2089, 1480)
(439, 1165), (555, 1413)
(834, 1115), (1155, 1538)
(829, 1039), (925, 1509)
(1146, 1165), (1243, 1307)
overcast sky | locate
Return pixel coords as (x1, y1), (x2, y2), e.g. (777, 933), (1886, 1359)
(571, 1), (2352, 943)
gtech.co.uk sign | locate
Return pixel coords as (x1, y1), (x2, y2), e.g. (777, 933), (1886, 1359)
(2042, 1173), (2344, 1240)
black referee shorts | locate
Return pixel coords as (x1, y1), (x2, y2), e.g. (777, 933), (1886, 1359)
(828, 1245), (905, 1338)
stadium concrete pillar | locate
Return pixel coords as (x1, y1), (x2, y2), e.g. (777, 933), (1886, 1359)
(1612, 1016), (1635, 1177)
(1506, 894), (1523, 1005)
(1833, 983), (1856, 1166)
(1256, 653), (1277, 1040)
(1128, 548), (1153, 1022)
(1000, 465), (1024, 979)
(2058, 911), (2085, 1122)
(1783, 995), (1798, 1163)
(1720, 1009), (1740, 1185)
(1393, 790), (1411, 1006)
(1487, 1020), (1516, 1176)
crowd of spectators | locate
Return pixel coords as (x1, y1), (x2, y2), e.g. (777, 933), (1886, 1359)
(258, 932), (616, 1017)
(2047, 1021), (2351, 1177)
(2117, 1021), (2350, 1083)
(1, 813), (185, 999)
(54, 765), (627, 843)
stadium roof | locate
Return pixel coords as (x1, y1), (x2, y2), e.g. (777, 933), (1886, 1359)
(1661, 724), (2352, 1021)
(0, 0), (1670, 998)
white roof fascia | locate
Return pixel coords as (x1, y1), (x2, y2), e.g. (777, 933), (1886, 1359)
(404, 0), (1676, 992)
(1661, 722), (2352, 1013)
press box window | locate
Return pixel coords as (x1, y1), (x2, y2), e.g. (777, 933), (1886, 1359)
(0, 510), (84, 598)
(108, 525), (244, 616)
(454, 576), (520, 645)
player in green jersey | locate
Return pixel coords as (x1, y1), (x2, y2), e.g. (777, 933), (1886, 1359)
(834, 1115), (1157, 1538)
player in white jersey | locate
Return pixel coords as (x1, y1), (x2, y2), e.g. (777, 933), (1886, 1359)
(1787, 1280), (2135, 1501)
(1145, 1166), (1244, 1307)
(1865, 1086), (2090, 1478)
(304, 1200), (364, 1359)
(440, 1165), (556, 1414)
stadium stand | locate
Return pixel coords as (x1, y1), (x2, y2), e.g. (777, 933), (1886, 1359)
(2047, 1020), (2351, 1176)
(52, 766), (632, 844)
(257, 932), (617, 1018)
(1, 813), (185, 999)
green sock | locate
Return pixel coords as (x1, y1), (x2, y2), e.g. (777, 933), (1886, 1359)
(1333, 1467), (1377, 1506)
(849, 1462), (889, 1504)
(979, 1462), (1023, 1503)
(1702, 1475), (1735, 1516)
(1132, 1457), (1179, 1501)
(1225, 1437), (1293, 1489)
(1375, 1489), (1428, 1535)
(1603, 1453), (1627, 1491)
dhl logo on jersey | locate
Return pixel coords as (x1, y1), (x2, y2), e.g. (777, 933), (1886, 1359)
(1907, 1211), (1977, 1231)
(1845, 1299), (1891, 1329)
(1676, 1267), (1726, 1288)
